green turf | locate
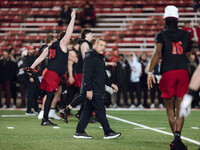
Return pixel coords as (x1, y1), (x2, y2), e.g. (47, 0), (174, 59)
(0, 110), (199, 150)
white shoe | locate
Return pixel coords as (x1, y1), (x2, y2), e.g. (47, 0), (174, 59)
(138, 104), (144, 109)
(48, 109), (61, 120)
(38, 110), (44, 120)
(158, 104), (164, 109)
(12, 105), (17, 109)
(2, 105), (7, 108)
(129, 104), (136, 109)
(150, 104), (155, 109)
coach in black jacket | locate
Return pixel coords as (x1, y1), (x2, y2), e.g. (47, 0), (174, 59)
(74, 38), (121, 139)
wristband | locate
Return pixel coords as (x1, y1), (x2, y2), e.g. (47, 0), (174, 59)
(147, 72), (153, 75)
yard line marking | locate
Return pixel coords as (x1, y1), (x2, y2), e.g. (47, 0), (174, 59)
(134, 127), (166, 130)
(1, 115), (28, 117)
(7, 127), (14, 129)
(53, 127), (60, 129)
(191, 127), (199, 129)
(107, 114), (200, 145)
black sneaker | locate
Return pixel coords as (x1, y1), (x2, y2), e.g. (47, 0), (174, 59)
(104, 131), (121, 139)
(74, 111), (81, 120)
(170, 139), (175, 150)
(41, 119), (57, 126)
(63, 108), (71, 123)
(73, 132), (92, 139)
(25, 111), (37, 116)
(173, 138), (187, 150)
(89, 116), (97, 123)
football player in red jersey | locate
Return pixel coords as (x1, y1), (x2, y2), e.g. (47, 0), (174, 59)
(30, 10), (76, 126)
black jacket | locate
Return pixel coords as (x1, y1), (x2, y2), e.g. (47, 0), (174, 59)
(112, 59), (130, 86)
(80, 49), (113, 96)
(0, 58), (12, 82)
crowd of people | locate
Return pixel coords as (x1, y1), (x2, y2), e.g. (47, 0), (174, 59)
(0, 29), (200, 111)
(58, 1), (96, 28)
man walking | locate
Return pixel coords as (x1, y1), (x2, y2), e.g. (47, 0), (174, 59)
(73, 38), (121, 139)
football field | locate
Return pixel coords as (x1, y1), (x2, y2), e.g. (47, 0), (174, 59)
(0, 109), (200, 150)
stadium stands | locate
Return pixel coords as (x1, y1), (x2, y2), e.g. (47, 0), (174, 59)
(0, 0), (199, 55)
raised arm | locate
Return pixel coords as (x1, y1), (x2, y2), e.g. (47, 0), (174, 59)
(31, 47), (48, 69)
(60, 10), (76, 51)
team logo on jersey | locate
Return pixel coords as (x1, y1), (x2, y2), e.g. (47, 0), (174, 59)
(49, 49), (56, 59)
(171, 41), (183, 55)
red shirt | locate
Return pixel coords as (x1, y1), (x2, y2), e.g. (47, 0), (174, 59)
(182, 27), (194, 41)
(109, 55), (118, 63)
(195, 26), (200, 45)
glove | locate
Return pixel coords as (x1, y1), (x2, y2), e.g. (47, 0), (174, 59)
(23, 67), (39, 73)
(179, 94), (193, 118)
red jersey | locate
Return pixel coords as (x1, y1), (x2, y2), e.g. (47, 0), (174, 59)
(182, 27), (194, 41)
(195, 26), (200, 45)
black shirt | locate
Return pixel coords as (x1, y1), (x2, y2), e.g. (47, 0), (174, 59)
(68, 48), (78, 76)
(76, 39), (92, 74)
(155, 28), (190, 74)
(47, 41), (68, 77)
(80, 49), (113, 96)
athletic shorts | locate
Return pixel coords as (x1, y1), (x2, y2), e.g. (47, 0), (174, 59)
(74, 73), (83, 89)
(40, 69), (61, 92)
(65, 73), (82, 88)
(159, 69), (189, 99)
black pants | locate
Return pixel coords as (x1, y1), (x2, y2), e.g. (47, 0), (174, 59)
(26, 82), (38, 112)
(150, 81), (162, 104)
(71, 95), (85, 108)
(140, 83), (148, 107)
(117, 83), (128, 106)
(76, 95), (112, 135)
(43, 91), (55, 120)
(129, 82), (141, 105)
(62, 85), (79, 108)
(10, 81), (17, 105)
(0, 80), (11, 107)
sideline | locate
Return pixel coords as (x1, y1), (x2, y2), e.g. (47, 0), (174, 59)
(106, 114), (200, 146)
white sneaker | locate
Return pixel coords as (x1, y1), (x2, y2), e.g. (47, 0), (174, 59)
(150, 104), (155, 109)
(129, 104), (136, 109)
(138, 104), (144, 109)
(38, 110), (44, 120)
(2, 105), (7, 109)
(48, 109), (61, 120)
(158, 104), (164, 109)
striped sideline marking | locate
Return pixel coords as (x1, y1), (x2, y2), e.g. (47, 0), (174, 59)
(106, 114), (200, 146)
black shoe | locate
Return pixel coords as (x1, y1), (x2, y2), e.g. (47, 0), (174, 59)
(89, 117), (97, 123)
(73, 132), (92, 139)
(74, 112), (81, 120)
(104, 131), (121, 139)
(170, 139), (175, 150)
(25, 111), (37, 116)
(41, 119), (57, 126)
(173, 138), (187, 150)
(63, 108), (71, 123)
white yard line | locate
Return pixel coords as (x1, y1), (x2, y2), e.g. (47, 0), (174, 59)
(134, 127), (166, 130)
(107, 114), (200, 145)
(1, 115), (28, 117)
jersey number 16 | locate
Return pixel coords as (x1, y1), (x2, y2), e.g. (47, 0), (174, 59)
(171, 41), (183, 55)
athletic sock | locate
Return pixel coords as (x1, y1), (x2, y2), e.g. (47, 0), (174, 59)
(174, 131), (181, 140)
